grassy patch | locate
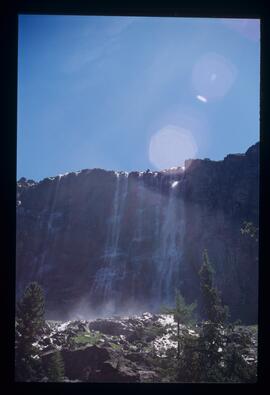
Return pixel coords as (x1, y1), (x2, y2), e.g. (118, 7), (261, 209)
(73, 331), (102, 346)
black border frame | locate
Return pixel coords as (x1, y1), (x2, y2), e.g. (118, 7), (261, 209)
(2, 1), (269, 393)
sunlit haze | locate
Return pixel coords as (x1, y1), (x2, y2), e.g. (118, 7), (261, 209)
(17, 16), (260, 181)
(149, 125), (197, 169)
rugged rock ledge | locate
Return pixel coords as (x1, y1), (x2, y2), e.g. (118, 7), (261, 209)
(35, 313), (257, 382)
(16, 143), (259, 323)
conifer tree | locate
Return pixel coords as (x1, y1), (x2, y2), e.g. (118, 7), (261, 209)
(195, 250), (227, 380)
(162, 290), (197, 359)
(176, 250), (257, 383)
(199, 249), (229, 324)
(15, 282), (45, 381)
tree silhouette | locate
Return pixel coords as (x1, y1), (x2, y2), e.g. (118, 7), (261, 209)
(15, 282), (45, 381)
(199, 249), (229, 324)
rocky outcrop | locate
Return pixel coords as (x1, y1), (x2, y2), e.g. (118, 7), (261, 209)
(60, 345), (140, 382)
(37, 313), (257, 382)
(16, 143), (259, 323)
(39, 313), (171, 382)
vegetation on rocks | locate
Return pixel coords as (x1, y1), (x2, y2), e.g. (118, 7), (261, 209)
(15, 251), (257, 383)
(72, 331), (102, 346)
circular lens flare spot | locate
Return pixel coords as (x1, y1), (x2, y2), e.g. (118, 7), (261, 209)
(192, 52), (237, 101)
(149, 125), (197, 170)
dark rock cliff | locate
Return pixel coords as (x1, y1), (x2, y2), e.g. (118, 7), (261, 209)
(16, 143), (259, 323)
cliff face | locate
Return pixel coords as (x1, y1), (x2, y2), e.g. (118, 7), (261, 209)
(16, 143), (259, 323)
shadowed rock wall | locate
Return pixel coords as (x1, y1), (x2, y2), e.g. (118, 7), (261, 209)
(16, 143), (259, 323)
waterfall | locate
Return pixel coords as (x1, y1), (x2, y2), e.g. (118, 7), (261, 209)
(127, 175), (146, 302)
(93, 172), (129, 308)
(152, 176), (185, 307)
(37, 176), (63, 278)
(133, 175), (145, 243)
(91, 171), (185, 314)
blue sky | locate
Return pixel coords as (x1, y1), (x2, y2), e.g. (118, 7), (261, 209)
(17, 15), (260, 181)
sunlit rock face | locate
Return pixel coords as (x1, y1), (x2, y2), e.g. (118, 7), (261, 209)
(16, 143), (259, 323)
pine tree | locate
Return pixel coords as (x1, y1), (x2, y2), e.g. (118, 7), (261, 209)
(162, 290), (197, 359)
(194, 250), (227, 381)
(46, 351), (65, 382)
(176, 250), (257, 383)
(199, 249), (229, 324)
(175, 250), (228, 382)
(15, 282), (45, 381)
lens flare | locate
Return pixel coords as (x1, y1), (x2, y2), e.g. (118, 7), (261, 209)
(149, 125), (197, 170)
(197, 95), (207, 103)
(192, 52), (237, 101)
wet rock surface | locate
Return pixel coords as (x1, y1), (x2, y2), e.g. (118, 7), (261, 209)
(35, 313), (258, 382)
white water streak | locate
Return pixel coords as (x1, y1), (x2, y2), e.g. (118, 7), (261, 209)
(133, 177), (145, 242)
(94, 173), (129, 301)
(154, 177), (185, 305)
